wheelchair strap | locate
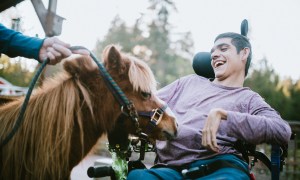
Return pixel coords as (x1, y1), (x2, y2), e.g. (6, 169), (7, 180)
(182, 159), (250, 179)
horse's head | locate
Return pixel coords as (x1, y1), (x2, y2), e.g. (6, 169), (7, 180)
(102, 45), (177, 141)
(63, 45), (177, 142)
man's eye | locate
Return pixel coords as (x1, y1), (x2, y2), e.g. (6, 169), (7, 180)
(221, 48), (227, 51)
(141, 92), (151, 99)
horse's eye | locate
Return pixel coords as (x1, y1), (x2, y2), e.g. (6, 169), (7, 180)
(141, 91), (151, 99)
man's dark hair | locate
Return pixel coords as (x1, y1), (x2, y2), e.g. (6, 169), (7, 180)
(214, 32), (252, 76)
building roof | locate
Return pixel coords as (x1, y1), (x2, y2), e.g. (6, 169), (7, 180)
(0, 77), (28, 96)
(0, 77), (13, 85)
(0, 0), (24, 12)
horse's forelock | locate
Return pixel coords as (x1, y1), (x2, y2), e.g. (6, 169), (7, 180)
(127, 55), (157, 93)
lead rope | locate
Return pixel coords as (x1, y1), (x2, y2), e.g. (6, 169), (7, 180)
(70, 46), (141, 134)
(0, 58), (49, 149)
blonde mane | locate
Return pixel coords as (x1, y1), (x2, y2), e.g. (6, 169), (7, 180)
(0, 70), (94, 179)
(127, 54), (157, 93)
(102, 44), (157, 93)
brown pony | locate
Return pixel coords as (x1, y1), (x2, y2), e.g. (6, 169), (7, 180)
(0, 45), (177, 180)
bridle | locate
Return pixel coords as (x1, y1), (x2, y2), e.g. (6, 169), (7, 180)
(0, 46), (167, 149)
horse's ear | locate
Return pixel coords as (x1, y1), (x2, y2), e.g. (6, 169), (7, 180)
(102, 45), (124, 71)
(63, 55), (97, 77)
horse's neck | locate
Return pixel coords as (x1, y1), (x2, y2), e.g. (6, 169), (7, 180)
(67, 104), (103, 169)
(68, 85), (122, 168)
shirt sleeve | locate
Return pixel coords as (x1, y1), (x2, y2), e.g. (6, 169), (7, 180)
(0, 23), (44, 60)
(226, 93), (292, 146)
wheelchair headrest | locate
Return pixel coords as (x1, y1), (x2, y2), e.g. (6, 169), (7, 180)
(192, 52), (215, 79)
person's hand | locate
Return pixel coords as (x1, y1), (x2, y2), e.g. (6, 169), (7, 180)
(38, 37), (90, 65)
(201, 108), (227, 152)
(38, 37), (72, 65)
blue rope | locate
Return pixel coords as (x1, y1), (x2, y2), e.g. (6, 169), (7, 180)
(71, 46), (131, 106)
(0, 58), (49, 149)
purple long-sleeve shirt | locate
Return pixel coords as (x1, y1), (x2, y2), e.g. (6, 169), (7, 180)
(155, 74), (291, 166)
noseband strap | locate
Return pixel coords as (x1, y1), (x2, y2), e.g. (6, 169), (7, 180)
(138, 104), (168, 134)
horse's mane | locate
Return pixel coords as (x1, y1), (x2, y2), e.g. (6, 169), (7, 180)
(127, 55), (157, 93)
(102, 44), (157, 93)
(0, 57), (95, 179)
(0, 50), (157, 179)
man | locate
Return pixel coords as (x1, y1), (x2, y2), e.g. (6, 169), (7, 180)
(127, 32), (292, 179)
(0, 23), (88, 65)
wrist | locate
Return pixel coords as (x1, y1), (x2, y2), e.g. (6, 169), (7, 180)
(211, 108), (227, 120)
(218, 108), (227, 119)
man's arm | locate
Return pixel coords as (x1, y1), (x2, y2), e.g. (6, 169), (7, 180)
(226, 107), (291, 145)
(226, 93), (291, 145)
(202, 93), (292, 152)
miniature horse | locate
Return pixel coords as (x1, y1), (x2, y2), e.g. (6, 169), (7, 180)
(0, 45), (177, 180)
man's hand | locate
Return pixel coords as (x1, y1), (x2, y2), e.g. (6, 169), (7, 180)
(202, 108), (227, 152)
(38, 37), (90, 65)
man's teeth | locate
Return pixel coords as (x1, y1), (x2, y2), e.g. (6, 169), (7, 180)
(215, 61), (225, 67)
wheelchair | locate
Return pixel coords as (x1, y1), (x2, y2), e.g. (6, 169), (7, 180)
(86, 50), (293, 180)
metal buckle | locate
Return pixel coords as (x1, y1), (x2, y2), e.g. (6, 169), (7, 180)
(150, 108), (163, 125)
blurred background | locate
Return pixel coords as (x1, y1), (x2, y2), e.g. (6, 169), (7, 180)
(1, 0), (299, 179)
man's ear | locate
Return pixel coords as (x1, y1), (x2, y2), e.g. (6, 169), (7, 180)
(241, 47), (250, 63)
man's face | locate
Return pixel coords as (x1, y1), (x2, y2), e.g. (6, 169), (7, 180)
(210, 38), (245, 80)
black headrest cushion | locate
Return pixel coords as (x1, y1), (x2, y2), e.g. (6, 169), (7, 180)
(192, 52), (215, 79)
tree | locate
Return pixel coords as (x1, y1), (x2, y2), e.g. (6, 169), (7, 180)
(245, 58), (292, 120)
(144, 0), (194, 87)
(94, 0), (194, 88)
(94, 15), (144, 58)
(0, 55), (34, 87)
(288, 80), (300, 121)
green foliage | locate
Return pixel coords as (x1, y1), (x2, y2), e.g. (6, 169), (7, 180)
(289, 80), (300, 120)
(0, 55), (34, 87)
(245, 58), (300, 121)
(94, 0), (194, 88)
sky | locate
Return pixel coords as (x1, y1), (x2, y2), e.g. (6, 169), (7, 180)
(1, 0), (300, 80)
